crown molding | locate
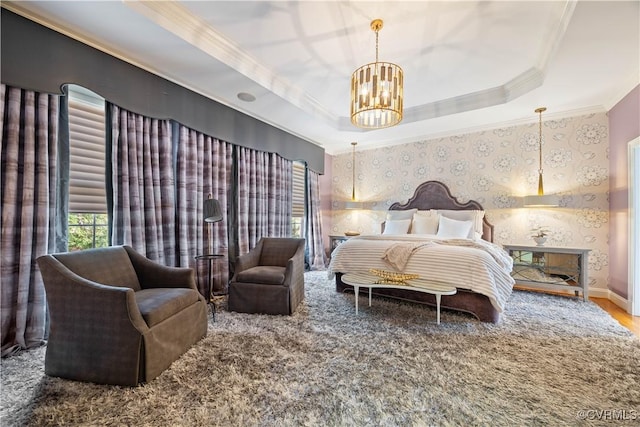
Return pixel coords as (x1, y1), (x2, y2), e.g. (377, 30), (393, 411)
(328, 105), (607, 156)
(123, 0), (338, 125)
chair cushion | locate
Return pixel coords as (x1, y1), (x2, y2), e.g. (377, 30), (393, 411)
(135, 288), (201, 327)
(236, 266), (286, 285)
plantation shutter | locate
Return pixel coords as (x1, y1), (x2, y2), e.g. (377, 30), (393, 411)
(292, 161), (306, 217)
(68, 87), (107, 213)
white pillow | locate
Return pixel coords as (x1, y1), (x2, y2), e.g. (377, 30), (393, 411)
(436, 215), (473, 239)
(385, 209), (417, 221)
(382, 219), (412, 235)
(411, 213), (439, 234)
(436, 209), (485, 236)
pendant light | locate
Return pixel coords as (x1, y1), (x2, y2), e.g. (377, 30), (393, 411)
(523, 107), (559, 207)
(350, 19), (404, 129)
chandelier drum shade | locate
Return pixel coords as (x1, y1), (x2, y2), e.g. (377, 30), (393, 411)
(350, 19), (404, 129)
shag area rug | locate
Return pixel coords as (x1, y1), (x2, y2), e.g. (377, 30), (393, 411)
(2, 271), (639, 426)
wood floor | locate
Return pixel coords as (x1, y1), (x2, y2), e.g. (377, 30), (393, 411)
(591, 297), (640, 337)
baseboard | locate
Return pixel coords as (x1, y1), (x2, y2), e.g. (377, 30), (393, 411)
(588, 287), (630, 310)
(607, 290), (630, 312)
(588, 287), (609, 299)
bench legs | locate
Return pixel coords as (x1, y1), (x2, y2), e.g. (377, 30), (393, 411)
(352, 284), (444, 324)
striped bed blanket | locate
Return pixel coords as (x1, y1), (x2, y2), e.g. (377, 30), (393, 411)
(328, 234), (515, 312)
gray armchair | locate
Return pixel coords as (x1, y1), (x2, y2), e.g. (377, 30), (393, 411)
(37, 246), (207, 386)
(228, 237), (305, 315)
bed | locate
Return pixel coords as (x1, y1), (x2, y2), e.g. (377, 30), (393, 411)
(329, 180), (515, 323)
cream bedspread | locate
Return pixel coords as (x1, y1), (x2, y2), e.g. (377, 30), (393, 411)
(328, 234), (515, 312)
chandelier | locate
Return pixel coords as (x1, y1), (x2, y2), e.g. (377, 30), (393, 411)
(523, 107), (559, 207)
(350, 19), (404, 129)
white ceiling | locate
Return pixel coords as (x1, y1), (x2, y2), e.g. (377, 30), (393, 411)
(4, 1), (639, 155)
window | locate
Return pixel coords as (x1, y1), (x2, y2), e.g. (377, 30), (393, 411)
(291, 161), (306, 237)
(67, 85), (107, 250)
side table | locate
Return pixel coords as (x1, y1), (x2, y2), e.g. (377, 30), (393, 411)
(503, 244), (590, 301)
(195, 254), (224, 320)
(329, 235), (353, 259)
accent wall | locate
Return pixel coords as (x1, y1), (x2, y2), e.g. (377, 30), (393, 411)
(329, 112), (610, 292)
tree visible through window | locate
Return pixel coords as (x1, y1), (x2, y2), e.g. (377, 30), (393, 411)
(68, 213), (108, 250)
(67, 85), (107, 250)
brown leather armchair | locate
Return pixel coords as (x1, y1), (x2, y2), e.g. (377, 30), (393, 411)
(37, 246), (207, 386)
(228, 237), (305, 315)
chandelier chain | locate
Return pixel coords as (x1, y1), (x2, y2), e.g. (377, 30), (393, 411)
(375, 28), (379, 63)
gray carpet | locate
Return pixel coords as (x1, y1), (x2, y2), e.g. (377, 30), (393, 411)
(2, 271), (639, 426)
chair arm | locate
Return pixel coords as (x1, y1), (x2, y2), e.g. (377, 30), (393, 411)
(283, 245), (305, 287)
(124, 246), (197, 290)
(37, 255), (149, 333)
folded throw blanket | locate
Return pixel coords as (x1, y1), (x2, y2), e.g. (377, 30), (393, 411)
(382, 242), (433, 271)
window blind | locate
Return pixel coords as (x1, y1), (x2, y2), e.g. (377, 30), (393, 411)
(292, 161), (306, 218)
(68, 88), (106, 213)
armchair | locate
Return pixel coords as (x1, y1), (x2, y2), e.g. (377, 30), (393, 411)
(228, 238), (305, 315)
(37, 246), (207, 386)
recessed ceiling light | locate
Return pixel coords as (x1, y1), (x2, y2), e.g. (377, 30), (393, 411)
(237, 92), (256, 102)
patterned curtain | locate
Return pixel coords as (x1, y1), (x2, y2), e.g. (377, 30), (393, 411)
(305, 168), (327, 270)
(236, 147), (292, 255)
(1, 85), (58, 356)
(109, 104), (176, 265)
(175, 124), (232, 292)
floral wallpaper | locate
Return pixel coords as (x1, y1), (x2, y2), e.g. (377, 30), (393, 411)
(330, 112), (610, 290)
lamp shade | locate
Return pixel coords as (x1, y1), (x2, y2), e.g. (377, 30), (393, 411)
(523, 194), (559, 208)
(204, 198), (223, 223)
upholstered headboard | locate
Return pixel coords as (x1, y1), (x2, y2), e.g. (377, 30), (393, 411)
(388, 180), (494, 242)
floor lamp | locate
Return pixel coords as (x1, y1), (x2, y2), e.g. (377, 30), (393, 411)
(203, 195), (223, 254)
(198, 195), (224, 312)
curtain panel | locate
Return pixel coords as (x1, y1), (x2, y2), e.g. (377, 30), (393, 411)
(109, 104), (176, 265)
(236, 147), (292, 255)
(175, 124), (232, 292)
(1, 84), (58, 356)
(305, 169), (327, 270)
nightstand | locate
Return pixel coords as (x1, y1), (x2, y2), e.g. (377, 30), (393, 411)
(503, 244), (590, 301)
(329, 235), (352, 255)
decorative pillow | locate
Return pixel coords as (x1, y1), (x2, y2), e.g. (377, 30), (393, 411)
(385, 209), (418, 221)
(436, 209), (485, 236)
(382, 219), (412, 235)
(436, 215), (473, 239)
(411, 212), (439, 234)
